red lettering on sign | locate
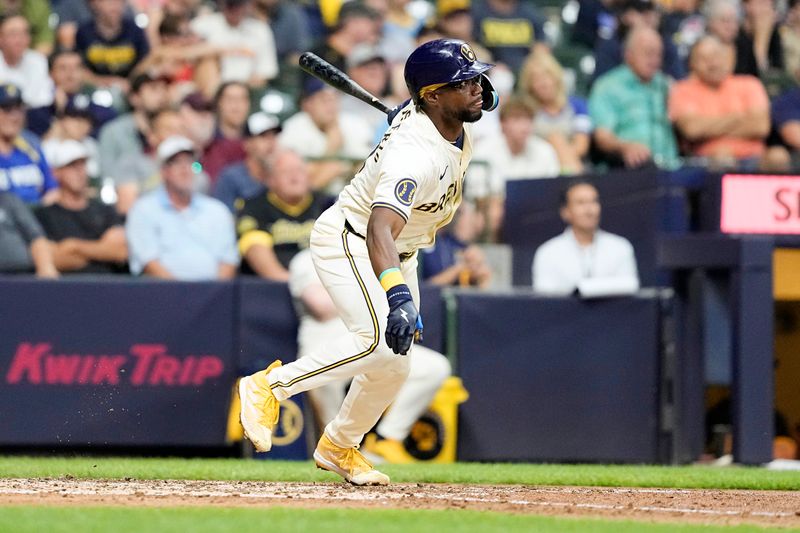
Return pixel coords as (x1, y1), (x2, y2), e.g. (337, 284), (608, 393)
(178, 356), (196, 385)
(44, 354), (83, 384)
(193, 357), (224, 385)
(4, 342), (224, 387)
(722, 175), (800, 234)
(130, 344), (165, 385)
(149, 356), (181, 385)
(77, 356), (95, 384)
(92, 356), (126, 385)
(6, 342), (49, 384)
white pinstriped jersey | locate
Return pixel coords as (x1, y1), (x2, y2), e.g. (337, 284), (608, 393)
(336, 103), (474, 255)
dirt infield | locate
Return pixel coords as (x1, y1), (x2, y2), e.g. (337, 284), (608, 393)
(1, 478), (799, 528)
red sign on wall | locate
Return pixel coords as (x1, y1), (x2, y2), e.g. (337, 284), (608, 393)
(721, 174), (800, 234)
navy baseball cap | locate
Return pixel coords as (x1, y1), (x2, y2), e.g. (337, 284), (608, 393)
(0, 84), (23, 107)
(300, 77), (328, 100)
(60, 95), (94, 121)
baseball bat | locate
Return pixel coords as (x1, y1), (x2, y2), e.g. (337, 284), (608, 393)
(298, 52), (392, 115)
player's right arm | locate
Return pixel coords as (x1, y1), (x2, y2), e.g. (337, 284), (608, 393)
(366, 207), (419, 356)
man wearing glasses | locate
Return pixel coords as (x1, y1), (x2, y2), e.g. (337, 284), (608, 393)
(238, 39), (499, 485)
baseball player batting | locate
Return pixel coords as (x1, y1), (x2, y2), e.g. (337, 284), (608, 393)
(238, 38), (498, 485)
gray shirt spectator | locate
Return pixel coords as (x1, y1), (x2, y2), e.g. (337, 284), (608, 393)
(97, 73), (169, 187)
(0, 191), (57, 276)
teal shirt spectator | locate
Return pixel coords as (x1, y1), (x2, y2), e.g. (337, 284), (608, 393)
(126, 187), (239, 280)
(588, 65), (679, 169)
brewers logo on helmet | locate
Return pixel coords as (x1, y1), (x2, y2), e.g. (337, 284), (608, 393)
(404, 38), (499, 111)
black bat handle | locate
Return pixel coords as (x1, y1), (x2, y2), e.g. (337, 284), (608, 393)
(298, 52), (391, 115)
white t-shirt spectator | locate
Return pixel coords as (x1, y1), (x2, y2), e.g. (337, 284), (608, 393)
(278, 111), (373, 161)
(0, 49), (53, 107)
(190, 13), (278, 83)
(467, 134), (560, 199)
(532, 228), (640, 297)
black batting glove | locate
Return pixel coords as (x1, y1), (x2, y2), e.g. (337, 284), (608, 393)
(385, 283), (419, 355)
(386, 298), (419, 355)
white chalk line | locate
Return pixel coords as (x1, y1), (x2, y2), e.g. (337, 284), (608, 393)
(0, 480), (796, 520)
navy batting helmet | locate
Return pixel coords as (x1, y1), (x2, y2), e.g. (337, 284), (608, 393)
(404, 39), (499, 111)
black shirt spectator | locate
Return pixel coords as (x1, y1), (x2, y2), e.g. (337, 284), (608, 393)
(75, 13), (149, 78)
(734, 0), (784, 76)
(236, 150), (333, 280)
(237, 189), (332, 272)
(36, 201), (124, 274)
(471, 0), (546, 72)
(735, 24), (784, 76)
(37, 139), (127, 274)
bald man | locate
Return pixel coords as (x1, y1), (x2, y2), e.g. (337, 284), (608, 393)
(669, 36), (772, 169)
(588, 27), (679, 169)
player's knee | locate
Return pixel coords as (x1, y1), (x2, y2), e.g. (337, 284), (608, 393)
(431, 354), (452, 383)
(387, 352), (411, 379)
(372, 342), (406, 364)
(351, 327), (380, 351)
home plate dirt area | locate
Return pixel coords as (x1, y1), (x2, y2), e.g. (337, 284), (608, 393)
(1, 478), (799, 528)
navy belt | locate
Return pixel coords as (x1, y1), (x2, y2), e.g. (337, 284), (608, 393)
(344, 219), (414, 262)
(344, 219), (365, 239)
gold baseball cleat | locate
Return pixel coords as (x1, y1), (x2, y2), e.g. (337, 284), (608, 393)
(238, 360), (282, 452)
(314, 433), (390, 486)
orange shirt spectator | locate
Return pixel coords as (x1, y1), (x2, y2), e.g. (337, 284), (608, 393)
(670, 75), (769, 159)
(669, 36), (770, 162)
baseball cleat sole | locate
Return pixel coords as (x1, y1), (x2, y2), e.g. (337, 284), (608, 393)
(238, 376), (273, 452)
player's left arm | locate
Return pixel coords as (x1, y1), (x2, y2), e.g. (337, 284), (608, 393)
(366, 206), (405, 278)
(367, 207), (419, 355)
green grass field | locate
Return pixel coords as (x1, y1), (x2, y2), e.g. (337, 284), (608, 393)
(0, 507), (785, 533)
(0, 456), (798, 490)
(1, 456), (799, 532)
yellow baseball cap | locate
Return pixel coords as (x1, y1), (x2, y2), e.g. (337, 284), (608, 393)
(438, 0), (470, 17)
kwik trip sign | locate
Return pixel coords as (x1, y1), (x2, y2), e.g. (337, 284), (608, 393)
(5, 343), (225, 387)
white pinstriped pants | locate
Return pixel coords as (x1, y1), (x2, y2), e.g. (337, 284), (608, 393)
(267, 204), (417, 448)
(302, 343), (451, 442)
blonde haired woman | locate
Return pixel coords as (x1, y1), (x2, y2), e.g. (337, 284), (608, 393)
(517, 52), (592, 174)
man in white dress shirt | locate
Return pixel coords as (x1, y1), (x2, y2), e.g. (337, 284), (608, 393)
(532, 180), (639, 297)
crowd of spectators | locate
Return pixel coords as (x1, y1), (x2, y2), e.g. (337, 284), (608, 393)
(3, 0), (800, 283)
(0, 0), (796, 462)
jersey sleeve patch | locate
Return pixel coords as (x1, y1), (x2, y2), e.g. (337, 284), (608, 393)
(394, 179), (417, 207)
